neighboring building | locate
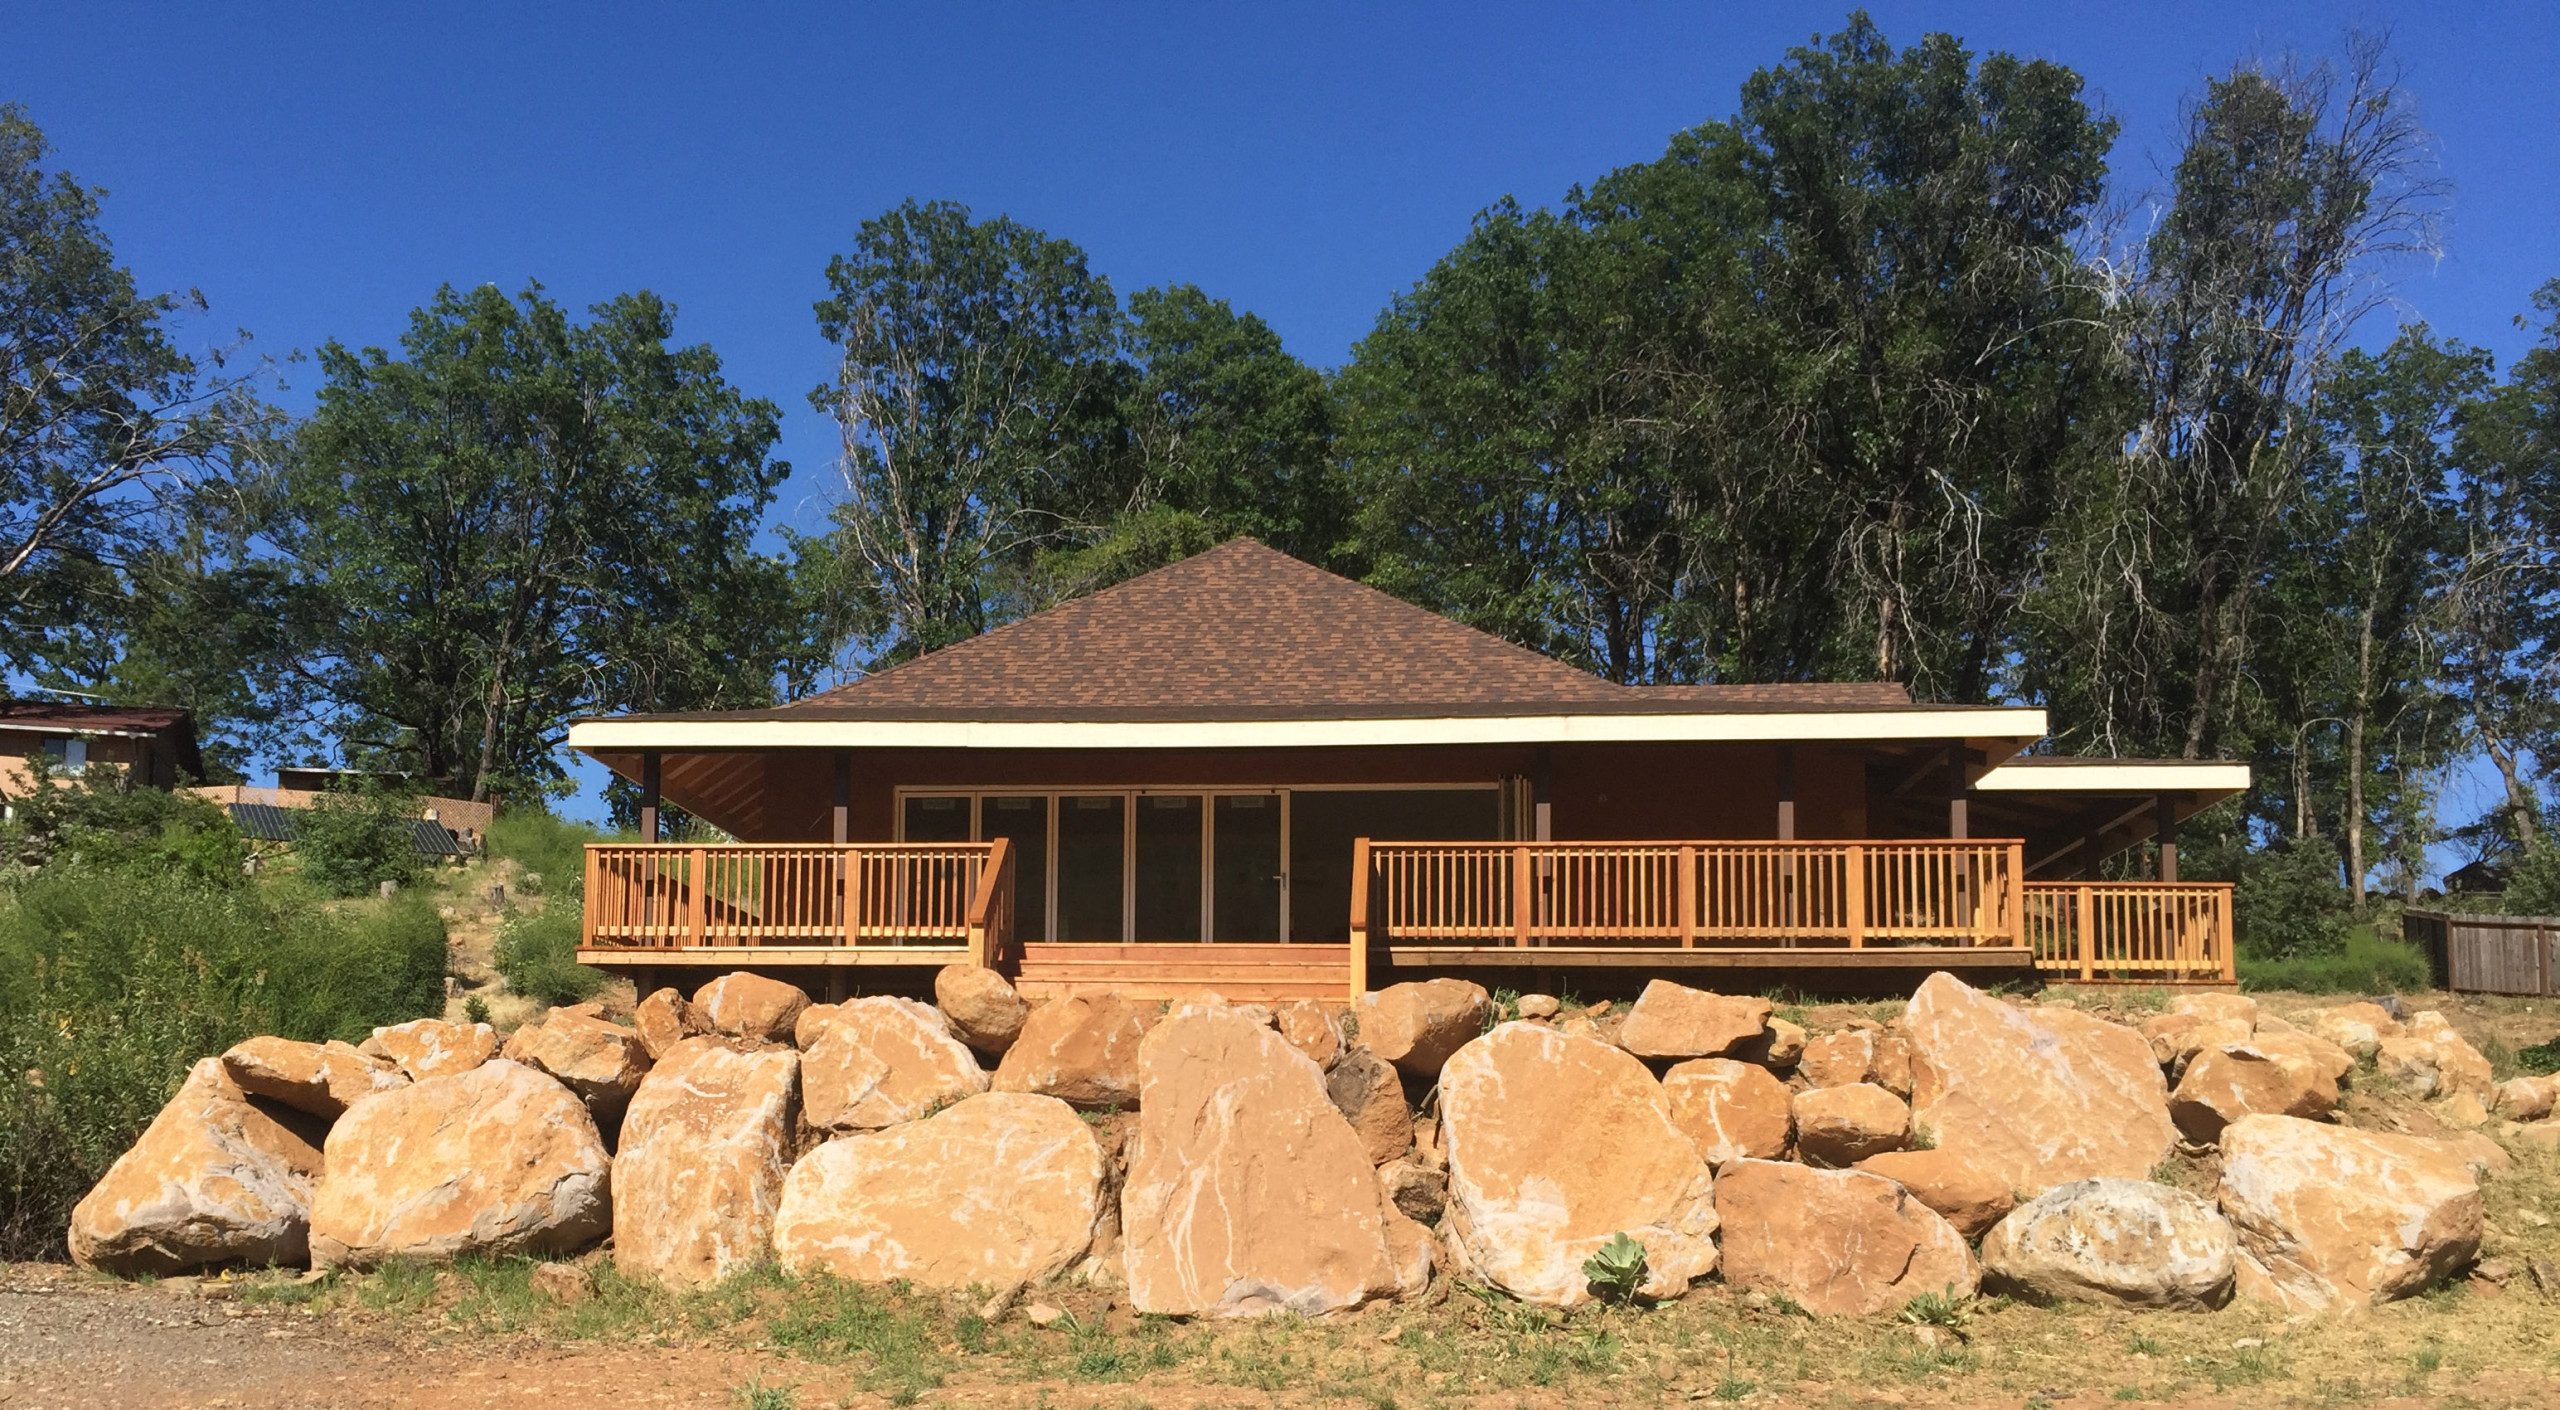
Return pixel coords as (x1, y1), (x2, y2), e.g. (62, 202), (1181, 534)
(567, 540), (2248, 1000)
(190, 778), (495, 851)
(0, 701), (204, 795)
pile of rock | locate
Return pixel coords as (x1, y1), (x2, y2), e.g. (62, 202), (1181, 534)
(66, 965), (2517, 1321)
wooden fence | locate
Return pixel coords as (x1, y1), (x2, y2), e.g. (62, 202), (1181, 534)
(584, 840), (1013, 966)
(2021, 881), (2236, 984)
(1360, 839), (2025, 948)
(2403, 909), (2560, 995)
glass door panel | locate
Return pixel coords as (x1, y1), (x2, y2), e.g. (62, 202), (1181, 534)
(1134, 794), (1204, 942)
(980, 796), (1049, 943)
(901, 795), (973, 843)
(1213, 794), (1283, 942)
(1056, 795), (1126, 941)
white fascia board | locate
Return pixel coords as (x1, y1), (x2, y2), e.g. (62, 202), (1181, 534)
(568, 708), (2048, 755)
(1975, 760), (2250, 794)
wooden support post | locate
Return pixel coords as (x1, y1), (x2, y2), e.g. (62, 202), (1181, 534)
(2155, 794), (2179, 883)
(831, 753), (851, 844)
(639, 751), (662, 844)
(1775, 745), (1797, 841)
(1677, 844), (1697, 947)
(1945, 745), (1969, 840)
(1348, 838), (1372, 1004)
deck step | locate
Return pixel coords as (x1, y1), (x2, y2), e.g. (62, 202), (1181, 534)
(1015, 979), (1350, 1002)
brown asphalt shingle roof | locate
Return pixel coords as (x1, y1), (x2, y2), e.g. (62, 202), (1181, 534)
(734, 540), (1920, 723)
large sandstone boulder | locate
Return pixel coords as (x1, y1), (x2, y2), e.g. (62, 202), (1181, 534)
(1439, 1023), (1719, 1306)
(2170, 993), (2261, 1027)
(1357, 979), (1493, 1076)
(1615, 981), (1772, 1061)
(220, 1036), (407, 1120)
(2217, 1114), (2483, 1311)
(692, 972), (811, 1045)
(2139, 1013), (2254, 1078)
(800, 996), (988, 1132)
(773, 1091), (1101, 1289)
(2247, 1026), (2356, 1086)
(793, 1003), (840, 1048)
(1854, 1148), (2015, 1239)
(1662, 1058), (1791, 1167)
(1981, 1179), (2236, 1310)
(934, 965), (1030, 1057)
(992, 993), (1156, 1108)
(1715, 1160), (1976, 1316)
(1275, 1001), (1343, 1069)
(2301, 1001), (2399, 1059)
(614, 1037), (799, 1288)
(308, 1060), (609, 1267)
(2169, 1043), (2338, 1145)
(632, 987), (707, 1060)
(1121, 1006), (1398, 1317)
(1736, 1015), (1806, 1071)
(361, 1018), (498, 1080)
(69, 1058), (324, 1275)
(2376, 1013), (2494, 1103)
(2493, 1075), (2558, 1122)
(1383, 1207), (1437, 1299)
(1792, 1083), (1910, 1167)
(1326, 1046), (1412, 1165)
(501, 1010), (653, 1129)
(1901, 972), (2174, 1196)
(1798, 1029), (1879, 1088)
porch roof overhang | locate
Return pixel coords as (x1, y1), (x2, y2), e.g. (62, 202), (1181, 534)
(1967, 756), (2251, 877)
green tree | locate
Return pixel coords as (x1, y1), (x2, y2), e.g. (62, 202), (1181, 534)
(274, 282), (807, 800)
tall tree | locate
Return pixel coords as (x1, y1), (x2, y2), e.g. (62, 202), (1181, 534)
(274, 282), (804, 800)
(2026, 38), (2443, 760)
(0, 102), (276, 703)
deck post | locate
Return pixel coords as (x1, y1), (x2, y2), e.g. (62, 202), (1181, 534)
(831, 753), (850, 844)
(1348, 838), (1372, 1004)
(2077, 883), (2095, 982)
(686, 846), (708, 946)
(2005, 842), (2025, 946)
(2218, 886), (2236, 984)
(1513, 844), (1533, 947)
(1775, 746), (1796, 841)
(1844, 843), (1865, 948)
(1945, 745), (1969, 840)
(639, 751), (662, 844)
(1678, 845), (1697, 947)
(2155, 794), (2179, 882)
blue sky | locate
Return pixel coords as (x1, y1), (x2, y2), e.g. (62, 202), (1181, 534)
(8, 2), (2557, 838)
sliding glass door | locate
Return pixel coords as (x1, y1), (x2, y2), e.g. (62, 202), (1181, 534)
(1213, 793), (1284, 942)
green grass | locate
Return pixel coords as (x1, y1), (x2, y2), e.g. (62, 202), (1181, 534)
(2237, 926), (2433, 994)
(484, 810), (604, 896)
(494, 902), (603, 1007)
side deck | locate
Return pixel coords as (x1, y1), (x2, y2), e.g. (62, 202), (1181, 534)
(577, 838), (2233, 1001)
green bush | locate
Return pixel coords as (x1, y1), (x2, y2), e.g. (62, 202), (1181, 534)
(0, 758), (248, 886)
(292, 779), (430, 897)
(2503, 845), (2560, 917)
(483, 809), (600, 897)
(2235, 839), (2351, 960)
(494, 903), (602, 1007)
(0, 867), (446, 1258)
(2237, 926), (2433, 994)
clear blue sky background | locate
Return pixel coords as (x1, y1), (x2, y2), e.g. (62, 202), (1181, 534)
(7, 2), (2557, 843)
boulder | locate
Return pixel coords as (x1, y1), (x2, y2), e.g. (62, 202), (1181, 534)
(934, 965), (1031, 1057)
(692, 972), (810, 1045)
(360, 1018), (498, 1080)
(2169, 1043), (2338, 1145)
(2435, 1130), (2510, 1180)
(1274, 1001), (1343, 1069)
(1736, 1015), (1806, 1070)
(1715, 1160), (1977, 1316)
(500, 1010), (653, 1128)
(1357, 979), (1493, 1076)
(2376, 1013), (2494, 1102)
(773, 1091), (1102, 1289)
(308, 1060), (609, 1267)
(1515, 993), (1561, 1021)
(1792, 1083), (1910, 1167)
(613, 1037), (799, 1288)
(792, 1003), (840, 1049)
(632, 987), (707, 1060)
(2217, 1114), (2483, 1311)
(1662, 1058), (1792, 1167)
(1121, 1006), (1398, 1317)
(800, 996), (987, 1133)
(1439, 1023), (1719, 1306)
(2432, 1092), (2491, 1130)
(1853, 1148), (2015, 1240)
(1797, 1030), (1877, 1088)
(219, 1036), (407, 1120)
(1615, 981), (1772, 1061)
(1383, 1207), (1437, 1299)
(2302, 1001), (2400, 1059)
(2169, 993), (2261, 1027)
(2140, 1013), (2254, 1077)
(1325, 1046), (1413, 1165)
(992, 993), (1156, 1108)
(2493, 1076), (2557, 1122)
(1378, 1160), (1449, 1224)
(69, 1058), (324, 1275)
(1981, 1179), (2237, 1310)
(1901, 972), (2175, 1196)
(2247, 1026), (2356, 1086)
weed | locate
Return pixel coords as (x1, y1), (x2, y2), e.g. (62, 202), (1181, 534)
(2112, 1386), (2146, 1402)
(359, 1258), (440, 1313)
(1908, 1122), (1938, 1151)
(1767, 1291), (1809, 1317)
(1712, 1371), (1756, 1401)
(464, 994), (492, 1025)
(1580, 1232), (1648, 1304)
(2126, 1332), (2163, 1356)
(1492, 988), (1522, 1023)
(2211, 1344), (2286, 1390)
(1896, 1286), (1971, 1329)
(731, 1375), (796, 1410)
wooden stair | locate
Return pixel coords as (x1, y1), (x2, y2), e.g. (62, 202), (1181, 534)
(1009, 943), (1353, 1002)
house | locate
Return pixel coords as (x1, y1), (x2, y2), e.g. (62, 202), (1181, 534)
(0, 700), (204, 795)
(189, 774), (497, 851)
(567, 540), (2247, 1001)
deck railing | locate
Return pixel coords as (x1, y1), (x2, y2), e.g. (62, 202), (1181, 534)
(2020, 881), (2235, 984)
(583, 840), (1012, 965)
(1358, 839), (2026, 949)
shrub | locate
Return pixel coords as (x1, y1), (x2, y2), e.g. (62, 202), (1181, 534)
(0, 758), (248, 886)
(0, 867), (446, 1258)
(2237, 926), (2433, 994)
(293, 780), (430, 897)
(494, 903), (603, 1008)
(2235, 839), (2350, 960)
(2504, 845), (2560, 917)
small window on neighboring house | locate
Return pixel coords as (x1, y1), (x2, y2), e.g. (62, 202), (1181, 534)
(41, 739), (87, 770)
